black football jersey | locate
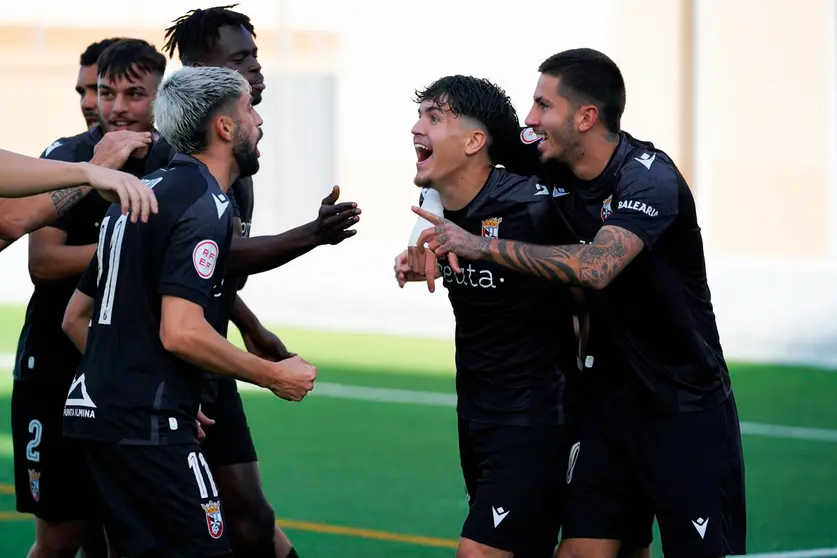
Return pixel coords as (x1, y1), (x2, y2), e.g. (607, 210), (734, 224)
(434, 167), (577, 426)
(63, 154), (234, 445)
(514, 128), (730, 413)
(13, 129), (173, 383)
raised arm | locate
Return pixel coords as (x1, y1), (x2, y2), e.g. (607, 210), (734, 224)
(413, 163), (679, 290)
(0, 135), (157, 247)
(227, 185), (360, 276)
(479, 225), (644, 289)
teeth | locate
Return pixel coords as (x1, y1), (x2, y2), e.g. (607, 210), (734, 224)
(414, 143), (431, 152)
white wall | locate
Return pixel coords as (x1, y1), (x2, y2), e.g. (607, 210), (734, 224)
(1, 0), (835, 369)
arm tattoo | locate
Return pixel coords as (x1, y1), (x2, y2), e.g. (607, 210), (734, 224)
(479, 226), (644, 288)
(50, 187), (84, 216)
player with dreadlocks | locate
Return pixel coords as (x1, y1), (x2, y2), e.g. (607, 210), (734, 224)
(163, 6), (361, 558)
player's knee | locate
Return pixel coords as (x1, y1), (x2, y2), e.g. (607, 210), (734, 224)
(30, 540), (80, 558)
(32, 523), (85, 558)
(227, 501), (276, 554)
(456, 537), (512, 558)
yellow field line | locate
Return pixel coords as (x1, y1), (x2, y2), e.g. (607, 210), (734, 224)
(0, 484), (459, 549)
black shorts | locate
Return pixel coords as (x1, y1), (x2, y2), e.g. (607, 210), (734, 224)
(11, 377), (97, 522)
(562, 393), (746, 558)
(564, 390), (654, 551)
(458, 418), (565, 557)
(81, 440), (232, 558)
(201, 377), (258, 468)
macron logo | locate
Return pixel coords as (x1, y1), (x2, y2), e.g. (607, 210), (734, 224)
(634, 152), (656, 169)
(692, 517), (708, 539)
(492, 506), (510, 528)
(43, 141), (62, 157)
(534, 184), (550, 196)
(213, 194), (230, 219)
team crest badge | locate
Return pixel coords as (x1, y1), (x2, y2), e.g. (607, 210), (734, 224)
(601, 195), (613, 221)
(28, 469), (40, 502)
(201, 500), (224, 539)
(481, 217), (502, 238)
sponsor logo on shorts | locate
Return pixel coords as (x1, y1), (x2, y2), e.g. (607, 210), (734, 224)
(692, 517), (709, 539)
(492, 506), (510, 527)
(202, 499), (224, 539)
(28, 469), (40, 502)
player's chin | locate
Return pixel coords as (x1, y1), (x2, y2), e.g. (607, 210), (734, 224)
(413, 171), (431, 188)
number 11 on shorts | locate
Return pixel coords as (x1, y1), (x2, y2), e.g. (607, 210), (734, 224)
(187, 451), (218, 499)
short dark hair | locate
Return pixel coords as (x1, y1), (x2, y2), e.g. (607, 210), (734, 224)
(163, 4), (256, 65)
(414, 75), (520, 166)
(97, 39), (167, 83)
(79, 37), (124, 67)
(538, 48), (626, 134)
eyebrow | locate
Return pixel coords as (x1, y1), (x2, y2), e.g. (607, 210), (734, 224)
(231, 48), (257, 58)
(98, 85), (146, 94)
(534, 95), (551, 105)
(418, 105), (444, 117)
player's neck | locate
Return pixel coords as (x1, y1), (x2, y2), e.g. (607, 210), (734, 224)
(571, 130), (620, 181)
(435, 164), (492, 212)
(192, 153), (237, 193)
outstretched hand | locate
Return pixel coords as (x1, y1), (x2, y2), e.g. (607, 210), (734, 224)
(312, 185), (361, 245)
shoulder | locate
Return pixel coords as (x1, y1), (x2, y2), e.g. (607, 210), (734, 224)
(615, 133), (680, 199)
(39, 130), (94, 162)
(145, 164), (214, 219)
(488, 168), (550, 204)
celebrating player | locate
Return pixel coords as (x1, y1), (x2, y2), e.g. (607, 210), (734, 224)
(10, 38), (173, 558)
(413, 48), (746, 558)
(163, 6), (360, 557)
(405, 74), (580, 557)
(61, 66), (316, 558)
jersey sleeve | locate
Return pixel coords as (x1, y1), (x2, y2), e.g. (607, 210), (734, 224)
(605, 158), (679, 249)
(158, 198), (227, 308)
(77, 252), (99, 297)
(39, 138), (77, 163)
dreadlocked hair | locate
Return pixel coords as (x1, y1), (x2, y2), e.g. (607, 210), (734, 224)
(163, 4), (256, 65)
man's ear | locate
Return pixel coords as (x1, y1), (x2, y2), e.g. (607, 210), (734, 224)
(464, 128), (488, 157)
(214, 114), (236, 142)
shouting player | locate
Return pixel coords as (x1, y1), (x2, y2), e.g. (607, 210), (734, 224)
(11, 37), (173, 558)
(61, 65), (317, 558)
(406, 75), (579, 557)
(163, 6), (360, 557)
(414, 49), (746, 558)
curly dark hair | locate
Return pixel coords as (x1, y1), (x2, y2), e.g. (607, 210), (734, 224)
(163, 4), (256, 65)
(414, 75), (520, 166)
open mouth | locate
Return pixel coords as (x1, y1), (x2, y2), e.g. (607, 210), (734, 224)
(415, 142), (433, 165)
